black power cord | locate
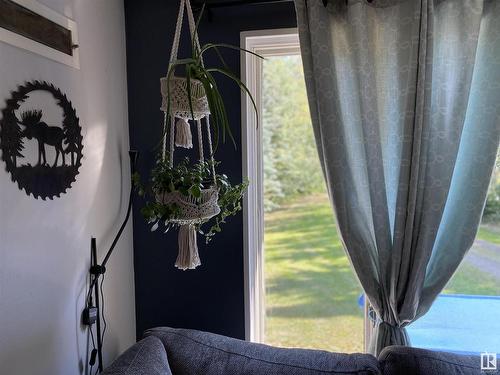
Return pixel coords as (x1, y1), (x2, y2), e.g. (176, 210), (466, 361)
(87, 296), (98, 375)
(100, 274), (107, 348)
(83, 150), (138, 373)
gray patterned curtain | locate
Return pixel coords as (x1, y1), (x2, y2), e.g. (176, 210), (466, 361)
(295, 0), (500, 355)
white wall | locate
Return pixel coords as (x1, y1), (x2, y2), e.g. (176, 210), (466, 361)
(0, 0), (136, 374)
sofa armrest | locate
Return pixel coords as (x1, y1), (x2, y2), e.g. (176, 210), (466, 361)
(379, 345), (499, 375)
(103, 336), (172, 375)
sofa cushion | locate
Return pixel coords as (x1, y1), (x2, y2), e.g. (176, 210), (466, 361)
(103, 336), (172, 375)
(146, 327), (381, 375)
(379, 345), (500, 375)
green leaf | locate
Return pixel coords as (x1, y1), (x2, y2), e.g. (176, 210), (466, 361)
(191, 4), (205, 59)
(204, 70), (235, 146)
(151, 221), (159, 232)
(207, 67), (259, 129)
(207, 45), (230, 71)
(185, 64), (196, 121)
(171, 58), (197, 66)
(196, 71), (233, 147)
(199, 43), (264, 61)
(189, 185), (202, 198)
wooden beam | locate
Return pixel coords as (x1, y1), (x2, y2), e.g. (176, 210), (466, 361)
(0, 0), (73, 56)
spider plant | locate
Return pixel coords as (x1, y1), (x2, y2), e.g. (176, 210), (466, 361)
(165, 4), (262, 149)
(135, 5), (260, 243)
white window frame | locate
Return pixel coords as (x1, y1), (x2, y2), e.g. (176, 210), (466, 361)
(0, 0), (80, 69)
(241, 28), (371, 351)
(240, 28), (301, 343)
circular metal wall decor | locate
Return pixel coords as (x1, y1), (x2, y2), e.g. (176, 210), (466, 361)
(0, 81), (83, 199)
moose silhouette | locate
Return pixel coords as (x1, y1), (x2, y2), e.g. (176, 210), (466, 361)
(0, 81), (84, 200)
(18, 109), (66, 167)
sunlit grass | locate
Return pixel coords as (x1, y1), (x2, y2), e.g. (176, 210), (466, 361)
(264, 193), (500, 353)
(445, 223), (500, 296)
(477, 225), (500, 245)
(264, 193), (364, 353)
(444, 262), (500, 295)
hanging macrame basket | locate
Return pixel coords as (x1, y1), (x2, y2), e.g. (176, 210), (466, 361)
(158, 0), (220, 270)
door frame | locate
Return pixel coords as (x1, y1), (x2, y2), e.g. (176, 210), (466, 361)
(240, 28), (300, 343)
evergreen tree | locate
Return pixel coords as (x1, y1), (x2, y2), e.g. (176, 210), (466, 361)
(61, 99), (81, 166)
(0, 112), (24, 167)
(262, 56), (325, 211)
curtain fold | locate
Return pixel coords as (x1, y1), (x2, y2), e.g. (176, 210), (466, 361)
(295, 0), (500, 355)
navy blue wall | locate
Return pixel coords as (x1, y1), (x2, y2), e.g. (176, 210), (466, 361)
(124, 0), (297, 339)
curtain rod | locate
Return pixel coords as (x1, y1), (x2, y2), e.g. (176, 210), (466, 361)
(192, 0), (329, 21)
(193, 0), (329, 9)
(193, 0), (294, 8)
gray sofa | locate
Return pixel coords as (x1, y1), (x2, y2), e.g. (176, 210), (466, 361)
(103, 327), (498, 375)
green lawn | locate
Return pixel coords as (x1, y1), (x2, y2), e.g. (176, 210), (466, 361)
(264, 193), (500, 353)
(445, 227), (500, 296)
(264, 194), (364, 353)
(477, 225), (500, 245)
(444, 261), (500, 295)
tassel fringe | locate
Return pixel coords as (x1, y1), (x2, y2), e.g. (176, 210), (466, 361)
(175, 224), (201, 270)
(175, 118), (193, 148)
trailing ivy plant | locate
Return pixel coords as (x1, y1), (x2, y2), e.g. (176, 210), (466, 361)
(134, 155), (248, 243)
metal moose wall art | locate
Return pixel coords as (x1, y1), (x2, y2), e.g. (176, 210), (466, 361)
(0, 81), (83, 199)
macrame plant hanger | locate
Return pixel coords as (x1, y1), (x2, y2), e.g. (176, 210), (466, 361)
(158, 0), (219, 270)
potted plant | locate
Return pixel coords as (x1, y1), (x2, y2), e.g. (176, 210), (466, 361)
(135, 0), (260, 270)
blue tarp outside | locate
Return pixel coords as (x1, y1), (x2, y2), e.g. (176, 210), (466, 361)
(359, 294), (500, 355)
(407, 294), (500, 355)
